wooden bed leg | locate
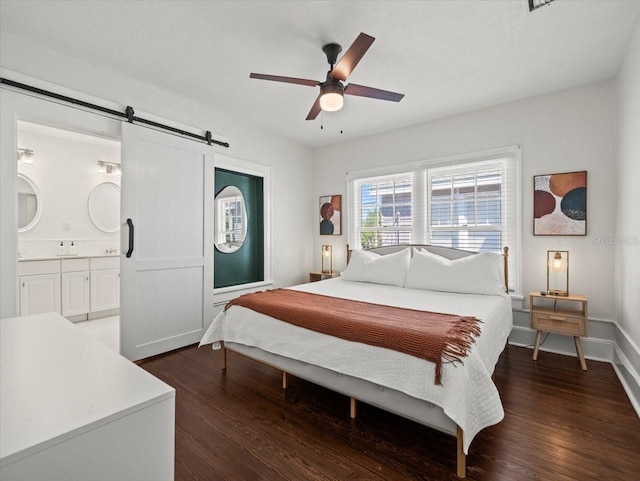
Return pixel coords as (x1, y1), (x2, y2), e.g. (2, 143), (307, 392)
(282, 371), (288, 390)
(220, 341), (227, 371)
(350, 397), (357, 419)
(456, 426), (466, 478)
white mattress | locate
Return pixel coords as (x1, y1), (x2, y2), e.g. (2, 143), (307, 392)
(200, 278), (512, 453)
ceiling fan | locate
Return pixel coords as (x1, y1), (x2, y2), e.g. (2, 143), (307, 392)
(250, 32), (404, 121)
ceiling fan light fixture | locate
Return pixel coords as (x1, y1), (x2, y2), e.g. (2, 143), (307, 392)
(319, 84), (344, 112)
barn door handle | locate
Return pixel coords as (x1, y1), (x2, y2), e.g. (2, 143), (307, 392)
(126, 218), (134, 258)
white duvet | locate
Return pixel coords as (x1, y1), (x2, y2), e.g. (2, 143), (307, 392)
(200, 278), (513, 453)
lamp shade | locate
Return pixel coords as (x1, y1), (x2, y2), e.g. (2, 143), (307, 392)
(319, 84), (344, 112)
(547, 250), (569, 296)
(322, 245), (333, 273)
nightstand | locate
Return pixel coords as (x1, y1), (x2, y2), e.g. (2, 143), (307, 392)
(309, 271), (339, 282)
(529, 291), (588, 370)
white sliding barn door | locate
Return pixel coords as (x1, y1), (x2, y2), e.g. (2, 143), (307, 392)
(120, 123), (214, 361)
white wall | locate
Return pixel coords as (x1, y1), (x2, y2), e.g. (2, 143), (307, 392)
(616, 20), (640, 350)
(1, 31), (315, 303)
(17, 125), (121, 258)
(312, 80), (618, 321)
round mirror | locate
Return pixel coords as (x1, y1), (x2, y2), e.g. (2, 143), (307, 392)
(88, 182), (121, 233)
(214, 186), (247, 253)
(17, 174), (42, 232)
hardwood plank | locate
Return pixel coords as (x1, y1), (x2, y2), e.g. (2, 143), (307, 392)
(138, 344), (640, 481)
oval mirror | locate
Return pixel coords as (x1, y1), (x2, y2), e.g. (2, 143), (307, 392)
(17, 173), (42, 232)
(214, 186), (247, 253)
(88, 182), (121, 233)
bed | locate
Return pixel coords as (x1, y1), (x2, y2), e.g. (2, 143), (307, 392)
(200, 245), (512, 478)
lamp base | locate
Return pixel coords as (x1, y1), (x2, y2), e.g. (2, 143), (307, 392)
(321, 269), (332, 274)
(548, 289), (568, 297)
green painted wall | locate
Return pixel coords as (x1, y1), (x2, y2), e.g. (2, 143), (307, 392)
(214, 168), (264, 288)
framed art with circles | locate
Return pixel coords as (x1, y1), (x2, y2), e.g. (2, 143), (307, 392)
(533, 171), (587, 236)
(319, 195), (342, 235)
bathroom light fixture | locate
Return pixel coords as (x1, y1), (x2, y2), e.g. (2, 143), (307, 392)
(547, 250), (569, 296)
(17, 148), (34, 165)
(524, 0), (556, 13)
(97, 160), (121, 176)
(322, 245), (333, 273)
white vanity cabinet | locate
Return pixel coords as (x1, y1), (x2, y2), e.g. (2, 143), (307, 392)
(90, 257), (120, 312)
(19, 260), (61, 316)
(61, 258), (90, 317)
(19, 256), (119, 319)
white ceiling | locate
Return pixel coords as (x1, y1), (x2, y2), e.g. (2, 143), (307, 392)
(1, 1), (639, 148)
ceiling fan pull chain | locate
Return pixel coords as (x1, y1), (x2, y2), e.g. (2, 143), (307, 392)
(340, 109), (343, 134)
(321, 110), (324, 130)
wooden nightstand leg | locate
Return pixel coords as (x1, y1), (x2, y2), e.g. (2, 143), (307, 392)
(532, 331), (542, 361)
(574, 336), (587, 371)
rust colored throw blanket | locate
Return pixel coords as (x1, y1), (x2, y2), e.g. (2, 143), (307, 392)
(225, 289), (482, 385)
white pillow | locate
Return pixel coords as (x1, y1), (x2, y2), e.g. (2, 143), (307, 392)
(341, 248), (411, 287)
(404, 248), (505, 295)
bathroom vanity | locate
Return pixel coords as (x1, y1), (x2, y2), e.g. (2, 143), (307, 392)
(18, 255), (119, 320)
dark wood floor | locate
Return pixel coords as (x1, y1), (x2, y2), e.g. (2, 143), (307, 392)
(138, 344), (640, 481)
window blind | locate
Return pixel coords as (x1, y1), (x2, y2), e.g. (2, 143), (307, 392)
(350, 172), (414, 249)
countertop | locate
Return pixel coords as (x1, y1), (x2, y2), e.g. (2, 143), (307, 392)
(18, 254), (119, 262)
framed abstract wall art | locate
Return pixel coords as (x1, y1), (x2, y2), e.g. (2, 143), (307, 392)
(319, 195), (341, 235)
(533, 171), (587, 236)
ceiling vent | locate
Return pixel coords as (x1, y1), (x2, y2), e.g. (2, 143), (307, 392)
(524, 0), (556, 13)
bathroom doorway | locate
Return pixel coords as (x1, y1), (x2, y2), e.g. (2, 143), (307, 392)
(16, 120), (122, 351)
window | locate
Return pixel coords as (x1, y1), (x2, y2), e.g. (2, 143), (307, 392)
(354, 174), (413, 248)
(428, 162), (505, 252)
(348, 147), (520, 293)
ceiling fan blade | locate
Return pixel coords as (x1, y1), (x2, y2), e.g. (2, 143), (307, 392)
(330, 32), (375, 81)
(250, 73), (320, 87)
(306, 95), (322, 120)
(344, 83), (404, 102)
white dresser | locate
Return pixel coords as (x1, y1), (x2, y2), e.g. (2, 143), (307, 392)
(0, 313), (175, 481)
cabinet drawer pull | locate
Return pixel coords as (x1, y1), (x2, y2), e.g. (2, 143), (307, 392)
(550, 315), (568, 322)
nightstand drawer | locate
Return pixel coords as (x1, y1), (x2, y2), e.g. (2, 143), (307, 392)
(531, 311), (586, 336)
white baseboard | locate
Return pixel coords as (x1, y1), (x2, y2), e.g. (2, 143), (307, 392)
(510, 310), (640, 417)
